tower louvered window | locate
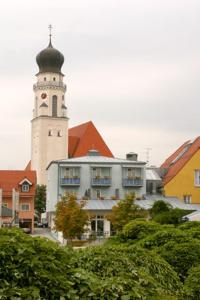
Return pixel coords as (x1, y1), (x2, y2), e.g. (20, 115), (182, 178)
(52, 95), (57, 117)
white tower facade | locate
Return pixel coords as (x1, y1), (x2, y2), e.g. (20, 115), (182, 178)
(31, 35), (68, 184)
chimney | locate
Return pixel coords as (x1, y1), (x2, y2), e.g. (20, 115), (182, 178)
(126, 152), (138, 161)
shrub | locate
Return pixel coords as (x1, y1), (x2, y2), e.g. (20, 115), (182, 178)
(140, 228), (188, 249)
(153, 208), (188, 225)
(75, 244), (182, 298)
(120, 220), (172, 242)
(150, 200), (171, 217)
(0, 228), (92, 299)
(178, 221), (200, 231)
(183, 264), (200, 299)
(157, 239), (200, 281)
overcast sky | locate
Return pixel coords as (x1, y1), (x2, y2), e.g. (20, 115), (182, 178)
(0, 0), (200, 169)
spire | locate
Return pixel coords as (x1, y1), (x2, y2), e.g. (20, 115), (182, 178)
(48, 24), (53, 47)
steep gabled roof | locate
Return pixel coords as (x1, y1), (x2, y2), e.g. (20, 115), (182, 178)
(161, 137), (200, 185)
(0, 170), (36, 196)
(68, 121), (114, 158)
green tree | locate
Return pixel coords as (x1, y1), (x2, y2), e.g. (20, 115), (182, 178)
(149, 200), (171, 218)
(54, 194), (89, 240)
(153, 208), (188, 225)
(34, 184), (46, 222)
(107, 194), (147, 232)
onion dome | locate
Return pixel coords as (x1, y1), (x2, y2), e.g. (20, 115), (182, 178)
(36, 37), (64, 74)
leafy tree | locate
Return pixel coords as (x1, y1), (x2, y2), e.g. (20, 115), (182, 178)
(149, 200), (171, 217)
(153, 208), (189, 225)
(34, 184), (46, 222)
(107, 194), (147, 232)
(54, 194), (89, 240)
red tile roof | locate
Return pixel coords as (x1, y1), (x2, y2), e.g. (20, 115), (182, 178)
(0, 170), (36, 196)
(161, 137), (200, 185)
(25, 121), (114, 170)
(68, 121), (114, 158)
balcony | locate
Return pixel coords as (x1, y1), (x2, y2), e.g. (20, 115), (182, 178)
(122, 178), (143, 187)
(91, 177), (111, 186)
(33, 81), (66, 92)
(60, 177), (80, 186)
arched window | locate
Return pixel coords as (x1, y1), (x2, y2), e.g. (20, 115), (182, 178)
(52, 95), (57, 117)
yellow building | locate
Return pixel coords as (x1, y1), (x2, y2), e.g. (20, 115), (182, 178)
(161, 137), (200, 204)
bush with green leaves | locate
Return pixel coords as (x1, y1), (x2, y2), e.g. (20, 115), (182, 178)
(149, 200), (171, 217)
(0, 227), (182, 299)
(140, 228), (188, 249)
(178, 221), (200, 231)
(157, 239), (200, 281)
(183, 264), (200, 299)
(0, 228), (102, 299)
(119, 220), (173, 242)
(153, 208), (189, 225)
(75, 244), (182, 299)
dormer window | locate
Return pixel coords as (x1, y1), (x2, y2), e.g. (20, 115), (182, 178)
(19, 178), (32, 193)
(22, 183), (30, 192)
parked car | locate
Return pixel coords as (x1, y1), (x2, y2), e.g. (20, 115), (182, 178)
(37, 222), (48, 228)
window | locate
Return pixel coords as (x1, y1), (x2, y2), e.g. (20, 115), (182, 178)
(2, 203), (8, 208)
(52, 95), (57, 117)
(93, 167), (101, 178)
(21, 184), (30, 192)
(53, 77), (56, 81)
(195, 170), (200, 186)
(57, 130), (61, 137)
(44, 77), (46, 81)
(21, 203), (30, 211)
(115, 189), (119, 199)
(48, 130), (52, 136)
(96, 190), (101, 198)
(127, 168), (134, 178)
(62, 95), (64, 100)
(183, 195), (191, 204)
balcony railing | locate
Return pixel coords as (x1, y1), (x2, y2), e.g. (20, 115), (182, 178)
(91, 178), (111, 186)
(33, 81), (66, 91)
(60, 178), (80, 186)
(122, 178), (143, 187)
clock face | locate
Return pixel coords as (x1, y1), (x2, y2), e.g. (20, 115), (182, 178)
(41, 93), (47, 99)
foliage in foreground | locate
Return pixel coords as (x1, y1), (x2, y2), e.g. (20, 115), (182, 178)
(75, 244), (181, 298)
(0, 227), (181, 299)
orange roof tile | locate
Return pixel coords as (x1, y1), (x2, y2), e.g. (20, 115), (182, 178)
(68, 121), (113, 158)
(161, 137), (200, 185)
(0, 170), (36, 196)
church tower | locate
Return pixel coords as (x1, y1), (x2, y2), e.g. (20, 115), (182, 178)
(31, 29), (68, 184)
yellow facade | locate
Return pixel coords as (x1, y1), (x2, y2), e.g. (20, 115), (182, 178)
(164, 149), (200, 203)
